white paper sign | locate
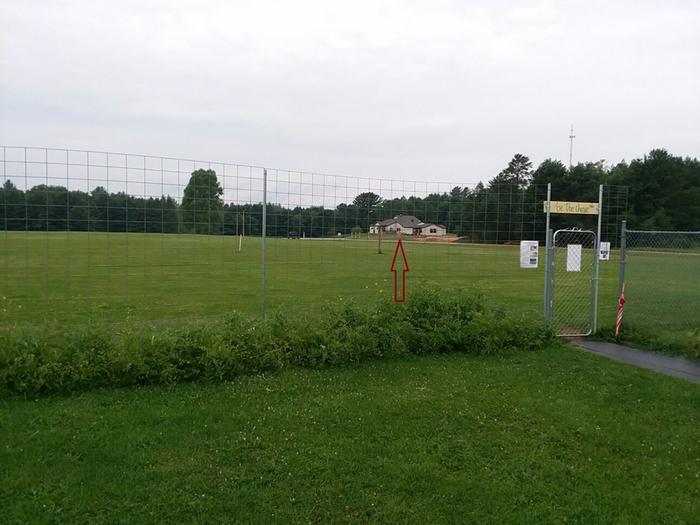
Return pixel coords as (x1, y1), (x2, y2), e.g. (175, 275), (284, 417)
(599, 241), (610, 261)
(567, 244), (582, 272)
(520, 240), (539, 268)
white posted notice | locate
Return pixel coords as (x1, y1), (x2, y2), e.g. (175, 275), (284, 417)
(520, 240), (539, 269)
(599, 241), (611, 261)
(567, 244), (582, 272)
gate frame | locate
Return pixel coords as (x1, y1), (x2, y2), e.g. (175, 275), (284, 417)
(549, 228), (597, 337)
(544, 183), (604, 336)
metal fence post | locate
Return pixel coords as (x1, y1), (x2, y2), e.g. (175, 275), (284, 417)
(591, 184), (603, 333)
(261, 168), (267, 319)
(544, 227), (554, 322)
(619, 220), (627, 294)
(543, 183), (552, 321)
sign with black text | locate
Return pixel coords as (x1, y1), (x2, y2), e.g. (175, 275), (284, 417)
(520, 240), (539, 269)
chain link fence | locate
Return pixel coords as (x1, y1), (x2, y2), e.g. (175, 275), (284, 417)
(620, 226), (700, 335)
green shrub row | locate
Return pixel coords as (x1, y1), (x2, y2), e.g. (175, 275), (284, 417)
(0, 288), (555, 397)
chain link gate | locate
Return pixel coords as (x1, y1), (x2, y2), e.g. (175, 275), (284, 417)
(546, 229), (597, 336)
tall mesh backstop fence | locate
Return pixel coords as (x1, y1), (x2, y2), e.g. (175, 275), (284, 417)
(620, 228), (700, 334)
(1, 146), (627, 328)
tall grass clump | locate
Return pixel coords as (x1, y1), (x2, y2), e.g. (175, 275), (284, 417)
(0, 288), (555, 397)
(599, 322), (700, 361)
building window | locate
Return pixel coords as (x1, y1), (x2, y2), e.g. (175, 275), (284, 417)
(430, 228), (437, 233)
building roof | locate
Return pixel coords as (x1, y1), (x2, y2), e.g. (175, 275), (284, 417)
(373, 216), (447, 231)
(375, 215), (423, 227)
(419, 223), (447, 230)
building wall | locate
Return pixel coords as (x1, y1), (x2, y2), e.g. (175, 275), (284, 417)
(369, 222), (401, 234)
(391, 224), (417, 235)
(420, 225), (447, 236)
(383, 222), (414, 235)
(370, 221), (440, 235)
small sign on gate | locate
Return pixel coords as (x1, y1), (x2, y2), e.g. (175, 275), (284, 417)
(599, 241), (610, 261)
(567, 244), (582, 272)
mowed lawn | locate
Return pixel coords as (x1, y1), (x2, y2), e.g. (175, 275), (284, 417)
(2, 347), (698, 524)
(1, 231), (627, 326)
(623, 249), (700, 328)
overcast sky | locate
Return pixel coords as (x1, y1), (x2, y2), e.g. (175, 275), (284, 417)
(1, 0), (698, 185)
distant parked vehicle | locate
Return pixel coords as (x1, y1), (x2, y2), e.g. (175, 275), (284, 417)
(287, 231), (300, 239)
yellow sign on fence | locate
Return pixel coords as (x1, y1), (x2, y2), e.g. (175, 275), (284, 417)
(543, 201), (599, 215)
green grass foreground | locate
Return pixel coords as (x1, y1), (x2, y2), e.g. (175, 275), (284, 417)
(1, 347), (698, 524)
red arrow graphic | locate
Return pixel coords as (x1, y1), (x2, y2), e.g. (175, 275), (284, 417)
(390, 239), (410, 303)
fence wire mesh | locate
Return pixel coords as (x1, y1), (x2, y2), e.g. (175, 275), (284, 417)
(621, 228), (700, 333)
(1, 146), (627, 328)
(551, 229), (597, 336)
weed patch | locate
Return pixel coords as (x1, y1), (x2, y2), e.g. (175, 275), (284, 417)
(0, 288), (555, 397)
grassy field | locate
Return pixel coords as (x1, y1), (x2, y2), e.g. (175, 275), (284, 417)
(609, 248), (700, 359)
(623, 249), (700, 327)
(2, 231), (697, 356)
(2, 347), (698, 524)
(1, 231), (625, 325)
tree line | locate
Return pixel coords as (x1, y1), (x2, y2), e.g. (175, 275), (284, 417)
(1, 149), (698, 243)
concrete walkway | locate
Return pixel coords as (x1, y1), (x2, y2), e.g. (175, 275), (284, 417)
(569, 338), (700, 384)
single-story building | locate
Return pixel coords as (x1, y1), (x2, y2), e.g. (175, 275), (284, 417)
(369, 215), (447, 236)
